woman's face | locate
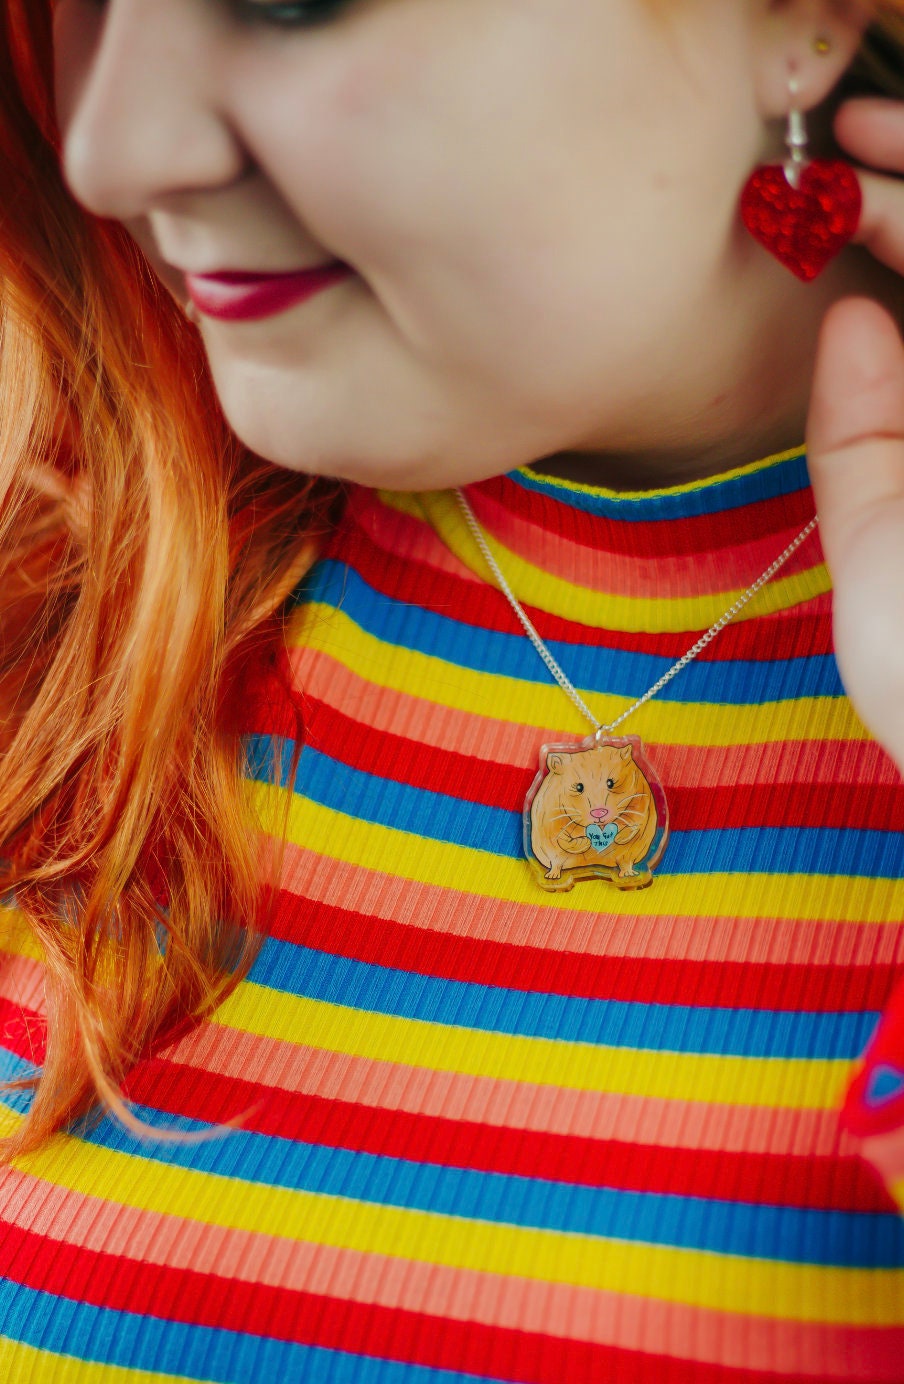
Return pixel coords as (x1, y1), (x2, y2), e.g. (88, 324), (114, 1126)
(53, 0), (844, 488)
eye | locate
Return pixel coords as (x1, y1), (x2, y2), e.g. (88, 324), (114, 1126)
(606, 778), (614, 790)
(234, 0), (353, 27)
(573, 782), (585, 794)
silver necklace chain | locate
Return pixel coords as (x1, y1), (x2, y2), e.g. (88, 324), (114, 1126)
(454, 487), (819, 740)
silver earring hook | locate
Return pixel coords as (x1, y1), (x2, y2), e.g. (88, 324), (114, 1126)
(784, 74), (809, 190)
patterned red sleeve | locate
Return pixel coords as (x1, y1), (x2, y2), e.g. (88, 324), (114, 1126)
(841, 975), (904, 1211)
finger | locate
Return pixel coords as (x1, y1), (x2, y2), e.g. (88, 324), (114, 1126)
(834, 99), (904, 269)
(851, 169), (904, 275)
(807, 297), (904, 568)
(835, 97), (904, 174)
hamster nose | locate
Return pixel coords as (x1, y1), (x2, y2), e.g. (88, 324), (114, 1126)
(590, 808), (609, 820)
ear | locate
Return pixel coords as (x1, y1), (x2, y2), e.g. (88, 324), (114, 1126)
(751, 0), (872, 119)
(547, 753), (564, 774)
(619, 745), (633, 762)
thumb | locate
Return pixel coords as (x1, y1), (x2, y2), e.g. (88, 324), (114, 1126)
(807, 296), (904, 770)
(807, 297), (904, 573)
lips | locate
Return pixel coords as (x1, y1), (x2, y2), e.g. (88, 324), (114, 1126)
(184, 262), (354, 322)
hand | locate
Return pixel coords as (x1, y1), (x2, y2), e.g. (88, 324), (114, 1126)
(807, 296), (904, 773)
(806, 100), (904, 771)
(836, 97), (904, 272)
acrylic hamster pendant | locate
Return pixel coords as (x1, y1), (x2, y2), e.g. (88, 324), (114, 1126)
(524, 733), (669, 892)
(453, 486), (818, 897)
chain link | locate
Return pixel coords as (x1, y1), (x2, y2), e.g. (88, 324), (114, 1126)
(454, 487), (818, 737)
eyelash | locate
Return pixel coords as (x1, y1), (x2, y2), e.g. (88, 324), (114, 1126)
(234, 0), (351, 27)
(86, 0), (351, 31)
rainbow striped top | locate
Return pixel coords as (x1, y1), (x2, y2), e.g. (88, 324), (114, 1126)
(0, 446), (903, 1382)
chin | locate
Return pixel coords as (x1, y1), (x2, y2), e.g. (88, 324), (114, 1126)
(209, 361), (534, 491)
(216, 405), (431, 489)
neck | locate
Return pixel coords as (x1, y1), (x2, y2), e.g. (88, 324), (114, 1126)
(530, 250), (903, 493)
(531, 413), (807, 491)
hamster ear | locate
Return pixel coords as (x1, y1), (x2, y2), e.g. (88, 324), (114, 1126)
(546, 753), (565, 774)
(619, 745), (633, 762)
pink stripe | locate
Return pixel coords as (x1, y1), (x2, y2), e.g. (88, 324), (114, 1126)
(163, 1021), (852, 1158)
(0, 953), (45, 1013)
(278, 845), (904, 969)
(468, 489), (824, 599)
(858, 1128), (904, 1196)
(346, 488), (482, 582)
(290, 647), (887, 787)
(0, 1165), (897, 1379)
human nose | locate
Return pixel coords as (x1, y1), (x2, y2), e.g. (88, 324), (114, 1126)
(54, 0), (247, 221)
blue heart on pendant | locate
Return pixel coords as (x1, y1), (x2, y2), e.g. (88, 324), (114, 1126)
(586, 822), (618, 853)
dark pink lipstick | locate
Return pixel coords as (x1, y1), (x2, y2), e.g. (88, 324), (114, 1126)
(184, 262), (354, 323)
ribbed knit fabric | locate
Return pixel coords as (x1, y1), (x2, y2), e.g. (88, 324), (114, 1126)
(0, 445), (903, 1382)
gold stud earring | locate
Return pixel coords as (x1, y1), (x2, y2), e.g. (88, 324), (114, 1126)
(813, 34), (832, 56)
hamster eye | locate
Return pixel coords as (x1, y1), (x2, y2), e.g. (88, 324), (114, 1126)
(573, 782), (585, 794)
(606, 778), (615, 790)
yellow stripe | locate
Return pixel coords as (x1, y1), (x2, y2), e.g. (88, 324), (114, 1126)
(215, 980), (851, 1112)
(0, 1338), (192, 1384)
(285, 602), (865, 748)
(256, 781), (904, 924)
(0, 1106), (898, 1326)
(507, 445), (807, 502)
(0, 907), (42, 962)
(381, 488), (830, 632)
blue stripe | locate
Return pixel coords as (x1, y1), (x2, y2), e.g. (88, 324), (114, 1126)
(0, 1052), (896, 1268)
(507, 451), (811, 520)
(0, 1277), (504, 1384)
(247, 939), (879, 1061)
(245, 738), (904, 882)
(294, 561), (843, 703)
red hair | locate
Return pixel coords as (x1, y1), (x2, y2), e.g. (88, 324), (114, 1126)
(0, 0), (340, 1157)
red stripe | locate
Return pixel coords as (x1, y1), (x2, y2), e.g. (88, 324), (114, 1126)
(120, 1058), (896, 1214)
(336, 509), (835, 658)
(266, 894), (904, 1015)
(301, 698), (904, 832)
(484, 470), (817, 559)
(0, 995), (46, 1064)
(0, 1216), (841, 1384)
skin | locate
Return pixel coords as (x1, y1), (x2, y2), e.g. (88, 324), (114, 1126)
(52, 0), (904, 767)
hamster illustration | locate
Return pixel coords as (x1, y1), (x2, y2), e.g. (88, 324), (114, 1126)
(527, 740), (660, 889)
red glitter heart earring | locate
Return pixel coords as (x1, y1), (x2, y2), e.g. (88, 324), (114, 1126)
(740, 68), (862, 281)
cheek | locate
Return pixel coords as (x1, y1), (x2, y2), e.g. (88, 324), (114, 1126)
(227, 2), (750, 447)
(232, 26), (436, 260)
(232, 14), (590, 320)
